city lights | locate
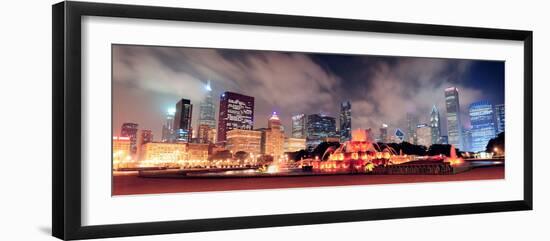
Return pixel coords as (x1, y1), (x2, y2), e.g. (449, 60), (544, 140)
(111, 45), (505, 195)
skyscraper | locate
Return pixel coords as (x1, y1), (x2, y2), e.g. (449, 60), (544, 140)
(120, 122), (138, 155)
(463, 128), (472, 152)
(406, 112), (419, 144)
(137, 129), (153, 156)
(494, 104), (505, 134)
(161, 108), (175, 142)
(197, 81), (217, 143)
(306, 113), (337, 148)
(198, 80), (216, 129)
(174, 99), (193, 143)
(339, 101), (352, 142)
(445, 87), (463, 150)
(291, 114), (306, 139)
(262, 112), (285, 158)
(469, 101), (497, 152)
(429, 105), (441, 144)
(379, 123), (389, 143)
(416, 123), (431, 147)
(217, 91), (254, 144)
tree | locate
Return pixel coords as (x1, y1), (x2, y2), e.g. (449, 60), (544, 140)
(427, 144), (452, 156)
(287, 149), (308, 161)
(311, 142), (340, 160)
(234, 151), (249, 161)
(208, 150), (232, 160)
(486, 132), (505, 154)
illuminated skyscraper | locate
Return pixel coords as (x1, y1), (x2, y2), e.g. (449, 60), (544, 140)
(445, 87), (463, 150)
(306, 113), (336, 148)
(291, 114), (306, 139)
(469, 101), (497, 152)
(429, 105), (441, 144)
(406, 112), (419, 144)
(199, 80), (216, 129)
(463, 128), (472, 152)
(197, 81), (217, 143)
(161, 108), (175, 142)
(174, 98), (193, 143)
(339, 101), (352, 142)
(120, 122), (138, 155)
(494, 104), (505, 134)
(217, 92), (254, 144)
(379, 123), (389, 143)
(262, 112), (285, 158)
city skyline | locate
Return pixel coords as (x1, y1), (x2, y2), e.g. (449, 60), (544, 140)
(113, 45), (504, 145)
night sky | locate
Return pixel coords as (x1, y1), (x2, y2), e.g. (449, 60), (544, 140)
(112, 44), (504, 139)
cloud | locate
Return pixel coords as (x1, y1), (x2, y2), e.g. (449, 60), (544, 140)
(350, 58), (482, 134)
(112, 45), (342, 136)
(112, 45), (491, 139)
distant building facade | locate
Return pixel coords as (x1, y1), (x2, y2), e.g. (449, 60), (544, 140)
(379, 124), (389, 143)
(406, 113), (419, 144)
(429, 105), (441, 144)
(469, 101), (497, 152)
(225, 129), (262, 155)
(261, 112), (285, 158)
(463, 128), (472, 152)
(339, 101), (352, 142)
(284, 137), (306, 153)
(161, 108), (175, 142)
(306, 113), (337, 148)
(174, 98), (193, 143)
(291, 114), (306, 139)
(140, 142), (187, 163)
(198, 81), (216, 143)
(217, 92), (254, 144)
(187, 143), (209, 161)
(445, 87), (463, 150)
(494, 104), (505, 134)
(416, 124), (431, 147)
(120, 122), (139, 155)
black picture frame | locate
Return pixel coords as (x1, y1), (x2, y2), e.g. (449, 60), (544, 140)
(52, 1), (533, 240)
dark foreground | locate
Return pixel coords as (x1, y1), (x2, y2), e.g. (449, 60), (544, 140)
(113, 166), (504, 195)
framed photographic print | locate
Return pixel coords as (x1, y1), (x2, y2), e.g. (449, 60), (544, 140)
(52, 1), (533, 240)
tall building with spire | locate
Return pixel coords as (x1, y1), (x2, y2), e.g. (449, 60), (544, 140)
(429, 105), (441, 144)
(197, 80), (216, 143)
(445, 87), (463, 150)
(261, 112), (285, 158)
(161, 108), (176, 142)
(339, 101), (352, 142)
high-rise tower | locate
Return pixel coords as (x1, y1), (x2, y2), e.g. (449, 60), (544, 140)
(429, 105), (441, 144)
(339, 101), (352, 142)
(445, 87), (463, 150)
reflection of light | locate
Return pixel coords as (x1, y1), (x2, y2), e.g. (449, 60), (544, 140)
(266, 165), (279, 173)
